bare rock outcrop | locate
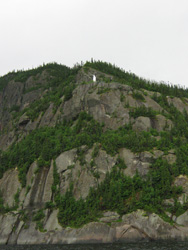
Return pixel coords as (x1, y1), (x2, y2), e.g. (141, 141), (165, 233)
(0, 169), (21, 207)
(1, 65), (188, 244)
(133, 116), (151, 132)
(0, 214), (19, 244)
(55, 147), (117, 199)
(119, 148), (150, 178)
(167, 97), (188, 113)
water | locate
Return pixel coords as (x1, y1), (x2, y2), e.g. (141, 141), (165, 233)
(0, 242), (188, 250)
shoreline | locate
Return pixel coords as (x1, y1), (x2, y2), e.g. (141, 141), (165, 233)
(2, 210), (188, 245)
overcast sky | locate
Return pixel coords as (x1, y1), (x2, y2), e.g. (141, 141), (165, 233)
(0, 0), (188, 87)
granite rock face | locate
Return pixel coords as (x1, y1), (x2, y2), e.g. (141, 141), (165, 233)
(1, 66), (188, 244)
(0, 67), (182, 151)
(0, 147), (187, 244)
(0, 210), (188, 244)
(0, 169), (21, 207)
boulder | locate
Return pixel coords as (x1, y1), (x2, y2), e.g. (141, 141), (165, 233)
(162, 152), (176, 164)
(176, 211), (188, 226)
(174, 175), (188, 194)
(154, 114), (173, 132)
(144, 95), (163, 112)
(133, 116), (151, 132)
(167, 97), (188, 113)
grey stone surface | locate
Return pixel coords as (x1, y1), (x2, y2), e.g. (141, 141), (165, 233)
(44, 210), (62, 231)
(174, 175), (188, 194)
(56, 149), (77, 174)
(167, 97), (188, 113)
(162, 152), (176, 164)
(0, 214), (19, 244)
(39, 103), (55, 128)
(21, 162), (52, 209)
(176, 211), (188, 226)
(100, 211), (120, 223)
(122, 210), (174, 239)
(119, 148), (150, 178)
(0, 169), (21, 207)
(133, 116), (151, 132)
(154, 114), (173, 132)
(2, 66), (188, 244)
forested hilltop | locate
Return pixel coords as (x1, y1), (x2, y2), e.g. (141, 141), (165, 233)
(1, 61), (188, 243)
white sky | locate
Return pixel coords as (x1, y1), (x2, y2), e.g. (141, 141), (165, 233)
(0, 0), (188, 87)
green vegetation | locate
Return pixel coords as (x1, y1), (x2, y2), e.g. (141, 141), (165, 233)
(0, 112), (157, 187)
(120, 93), (125, 102)
(56, 158), (184, 228)
(132, 91), (145, 102)
(9, 63), (81, 122)
(0, 62), (76, 92)
(1, 101), (188, 187)
(2, 61), (188, 229)
(0, 72), (17, 91)
(0, 192), (6, 214)
(51, 160), (60, 195)
(33, 209), (46, 232)
(85, 60), (188, 98)
(0, 189), (20, 214)
(97, 87), (111, 94)
(0, 113), (102, 186)
(129, 106), (157, 119)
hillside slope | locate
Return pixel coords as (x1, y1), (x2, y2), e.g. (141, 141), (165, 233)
(1, 61), (188, 243)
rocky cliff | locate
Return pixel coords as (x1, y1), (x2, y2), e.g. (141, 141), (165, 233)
(1, 61), (188, 244)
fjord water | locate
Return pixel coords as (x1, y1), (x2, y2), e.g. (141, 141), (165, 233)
(0, 242), (188, 250)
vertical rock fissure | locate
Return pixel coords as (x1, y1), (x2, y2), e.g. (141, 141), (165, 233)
(28, 167), (50, 209)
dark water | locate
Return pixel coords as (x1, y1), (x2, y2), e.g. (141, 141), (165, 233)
(0, 242), (188, 250)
